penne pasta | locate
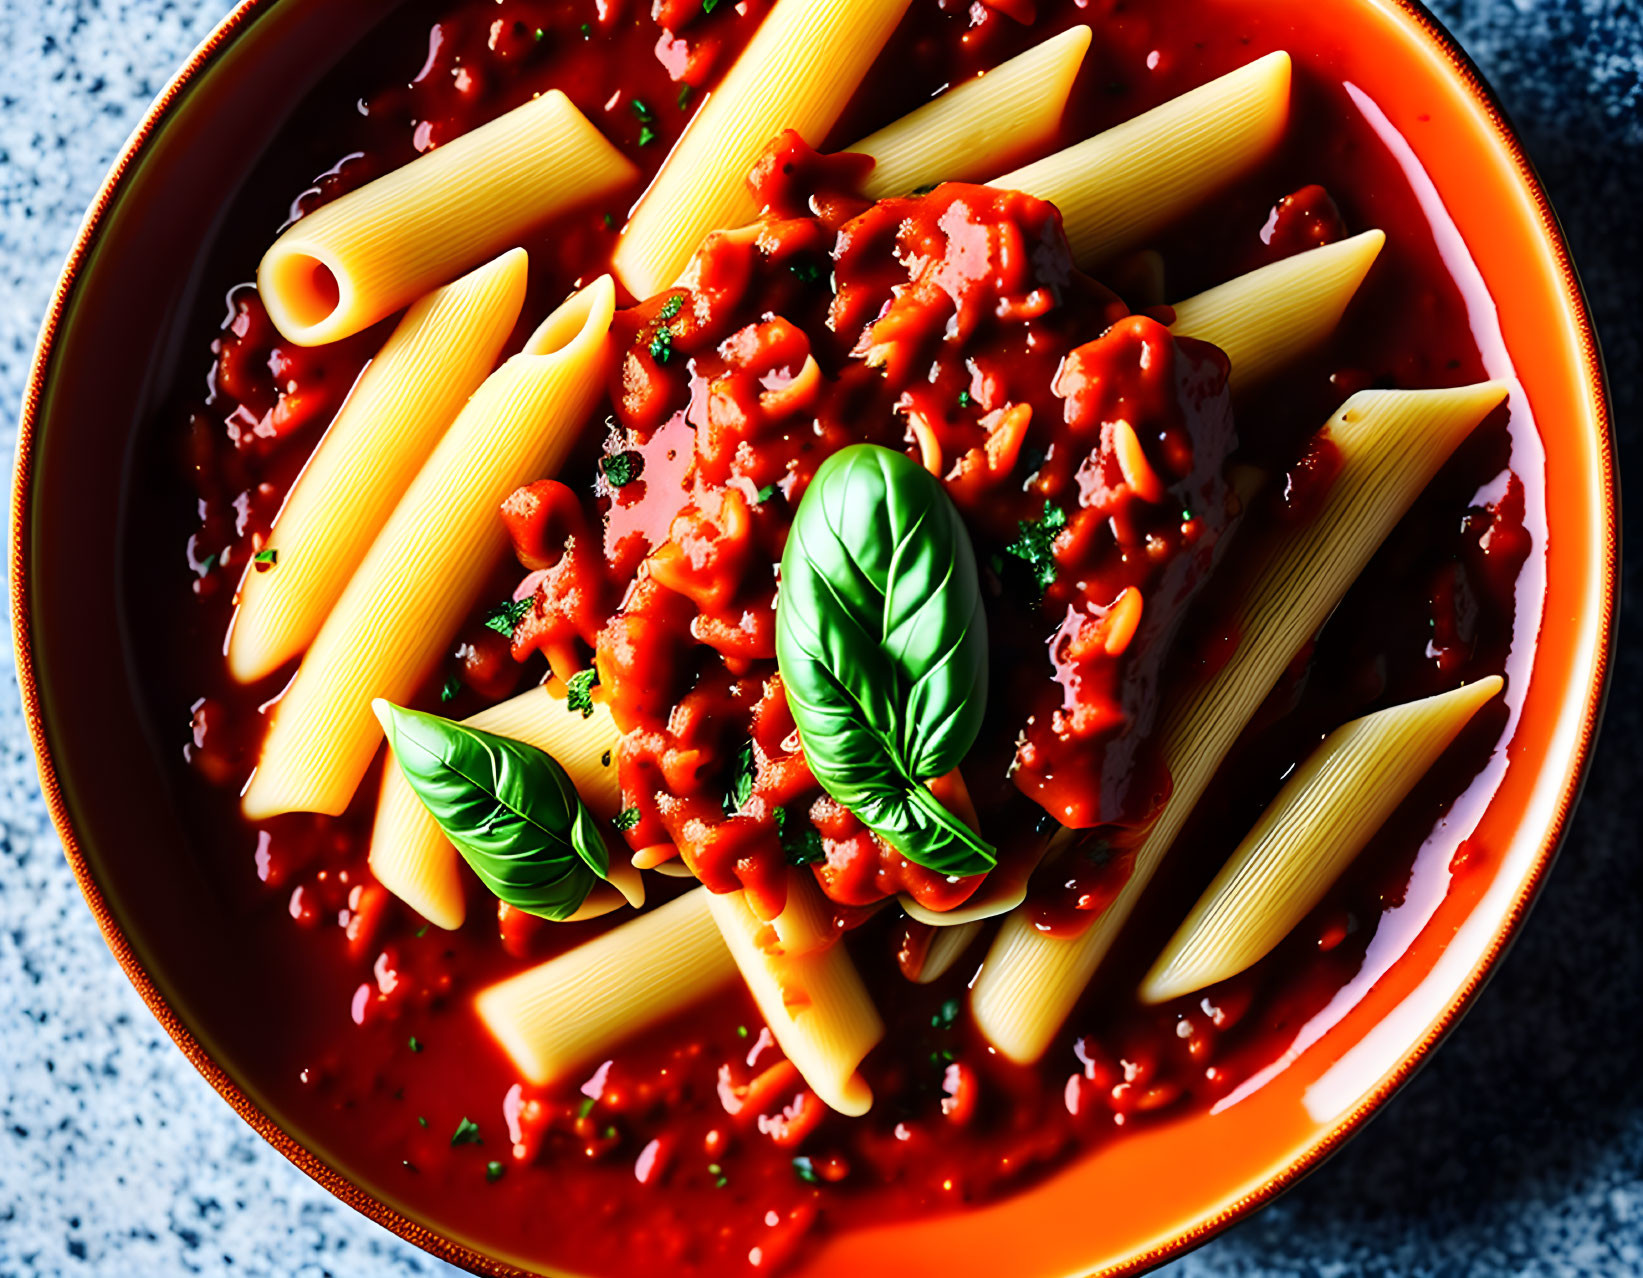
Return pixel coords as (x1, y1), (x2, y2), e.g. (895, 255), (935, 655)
(612, 0), (913, 299)
(259, 91), (636, 346)
(770, 868), (837, 957)
(241, 278), (617, 820)
(1139, 676), (1504, 1003)
(476, 888), (738, 1087)
(369, 683), (627, 931)
(970, 381), (1509, 1063)
(706, 888), (884, 1117)
(912, 920), (983, 986)
(229, 250), (529, 684)
(996, 51), (1292, 269)
(1170, 230), (1386, 395)
(853, 26), (1091, 200)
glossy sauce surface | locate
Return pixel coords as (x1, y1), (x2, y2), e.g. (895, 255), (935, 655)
(129, 0), (1538, 1273)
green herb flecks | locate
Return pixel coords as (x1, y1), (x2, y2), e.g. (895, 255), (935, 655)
(601, 450), (643, 488)
(677, 84), (694, 109)
(612, 807), (641, 832)
(931, 997), (961, 1031)
(482, 597), (532, 637)
(451, 1117), (482, 1147)
(792, 1155), (821, 1186)
(486, 1161), (506, 1182)
(724, 741), (756, 816)
(578, 1096), (597, 1120)
(566, 668), (599, 718)
(775, 806), (826, 866)
(1003, 501), (1067, 594)
(408, 1036), (423, 1053)
(253, 547), (278, 571)
(440, 676), (462, 704)
(638, 124), (658, 147)
(648, 327), (674, 365)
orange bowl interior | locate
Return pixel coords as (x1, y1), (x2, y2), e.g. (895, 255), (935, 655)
(10, 0), (1617, 1274)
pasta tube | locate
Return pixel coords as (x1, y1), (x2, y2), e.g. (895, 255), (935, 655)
(229, 250), (529, 684)
(1170, 230), (1386, 395)
(911, 920), (983, 986)
(370, 683), (628, 931)
(612, 0), (912, 299)
(1140, 676), (1504, 1003)
(996, 51), (1292, 268)
(853, 25), (1091, 199)
(476, 889), (739, 1087)
(259, 91), (636, 345)
(706, 888), (883, 1117)
(770, 868), (836, 957)
(971, 381), (1509, 1063)
(242, 278), (616, 820)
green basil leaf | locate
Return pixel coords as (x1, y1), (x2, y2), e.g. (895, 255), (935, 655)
(374, 701), (610, 920)
(775, 444), (996, 877)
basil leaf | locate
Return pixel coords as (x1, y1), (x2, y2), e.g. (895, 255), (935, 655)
(775, 444), (995, 876)
(374, 701), (610, 920)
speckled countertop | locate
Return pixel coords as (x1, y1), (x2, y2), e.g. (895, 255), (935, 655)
(2, 2), (1639, 1275)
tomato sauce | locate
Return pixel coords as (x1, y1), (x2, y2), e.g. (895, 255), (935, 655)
(128, 0), (1539, 1273)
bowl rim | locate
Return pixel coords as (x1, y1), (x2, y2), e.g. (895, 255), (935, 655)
(8, 1), (1619, 1275)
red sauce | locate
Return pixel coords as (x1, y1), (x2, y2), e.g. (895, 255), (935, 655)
(128, 1), (1538, 1273)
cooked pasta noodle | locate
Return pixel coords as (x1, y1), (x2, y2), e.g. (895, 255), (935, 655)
(853, 26), (1091, 200)
(241, 278), (616, 820)
(770, 868), (836, 957)
(995, 51), (1292, 268)
(911, 920), (983, 986)
(1139, 676), (1503, 1003)
(612, 0), (913, 299)
(259, 91), (636, 346)
(229, 250), (529, 684)
(1169, 230), (1386, 395)
(475, 888), (738, 1087)
(970, 381), (1509, 1063)
(369, 682), (628, 930)
(706, 888), (883, 1117)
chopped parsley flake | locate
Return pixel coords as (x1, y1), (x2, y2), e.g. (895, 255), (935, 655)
(630, 98), (653, 121)
(450, 1117), (482, 1147)
(602, 1125), (618, 1140)
(612, 807), (641, 832)
(415, 924), (428, 938)
(439, 676), (462, 704)
(931, 997), (961, 1031)
(637, 124), (658, 147)
(565, 669), (599, 718)
(715, 1176), (729, 1189)
(482, 597), (532, 637)
(702, 0), (722, 12)
(1004, 501), (1067, 593)
(956, 390), (972, 409)
(788, 256), (827, 286)
(533, 27), (545, 41)
(579, 21), (591, 37)
(792, 1156), (821, 1185)
(252, 547), (277, 571)
(601, 450), (643, 488)
(658, 293), (685, 321)
(578, 1096), (597, 1120)
(417, 1116), (428, 1128)
(603, 210), (616, 229)
(779, 807), (826, 866)
(677, 84), (694, 109)
(648, 327), (674, 365)
(736, 1025), (749, 1039)
(408, 1036), (423, 1053)
(196, 552), (217, 576)
(724, 741), (756, 815)
(486, 1161), (506, 1182)
(754, 481), (780, 505)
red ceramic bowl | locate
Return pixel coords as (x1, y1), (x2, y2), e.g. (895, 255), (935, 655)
(10, 1), (1618, 1274)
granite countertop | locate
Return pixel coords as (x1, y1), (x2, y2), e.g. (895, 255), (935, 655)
(2, 2), (1638, 1275)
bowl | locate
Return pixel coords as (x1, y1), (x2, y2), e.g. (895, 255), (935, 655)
(10, 0), (1618, 1273)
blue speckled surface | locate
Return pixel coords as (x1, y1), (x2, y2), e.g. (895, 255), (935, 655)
(2, 2), (1638, 1275)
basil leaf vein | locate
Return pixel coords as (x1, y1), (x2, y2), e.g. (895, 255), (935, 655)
(775, 444), (995, 877)
(375, 701), (610, 920)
